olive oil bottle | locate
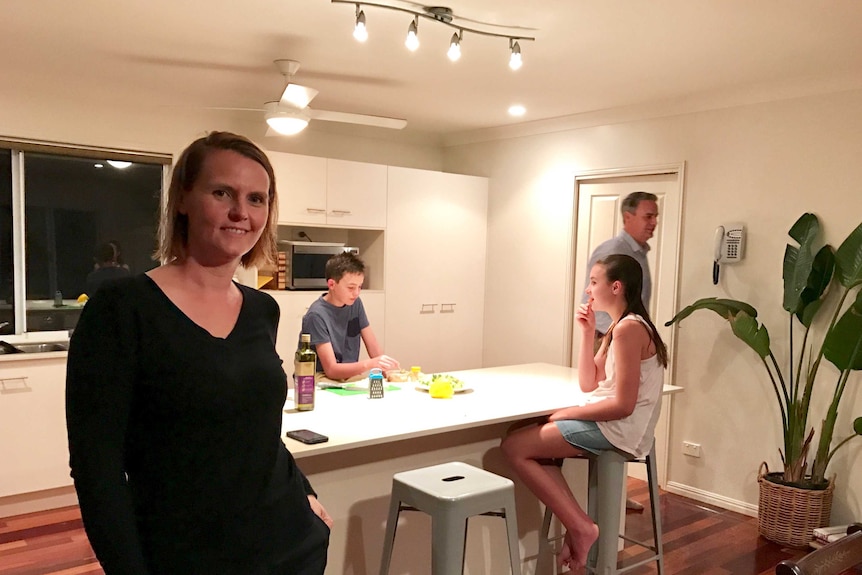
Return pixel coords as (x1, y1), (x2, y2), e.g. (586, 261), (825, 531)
(294, 334), (316, 411)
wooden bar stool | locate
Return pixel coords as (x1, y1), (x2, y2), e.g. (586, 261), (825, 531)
(379, 461), (522, 575)
(538, 442), (663, 575)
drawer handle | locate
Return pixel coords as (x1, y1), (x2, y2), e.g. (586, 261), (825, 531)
(420, 303), (437, 313)
(440, 303), (456, 313)
(329, 209), (352, 216)
(306, 208), (326, 214)
(1, 376), (31, 394)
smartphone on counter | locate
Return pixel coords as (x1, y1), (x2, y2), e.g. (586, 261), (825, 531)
(285, 429), (329, 444)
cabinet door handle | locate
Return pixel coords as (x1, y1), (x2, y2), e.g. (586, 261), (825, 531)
(1, 376), (31, 394)
(440, 303), (456, 313)
(306, 208), (326, 214)
(329, 209), (352, 216)
(420, 303), (437, 313)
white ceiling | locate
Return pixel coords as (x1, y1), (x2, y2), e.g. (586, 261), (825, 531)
(4, 0), (862, 144)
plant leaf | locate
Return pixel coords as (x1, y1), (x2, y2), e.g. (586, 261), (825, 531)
(729, 312), (771, 359)
(800, 299), (823, 329)
(783, 214), (819, 314)
(796, 245), (836, 325)
(854, 416), (862, 435)
(788, 212), (820, 245)
(835, 221), (862, 288)
(823, 302), (862, 370)
(665, 298), (758, 327)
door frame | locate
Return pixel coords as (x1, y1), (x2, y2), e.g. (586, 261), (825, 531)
(563, 162), (686, 369)
(563, 162), (686, 486)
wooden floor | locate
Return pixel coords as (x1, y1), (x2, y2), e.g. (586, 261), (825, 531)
(0, 478), (826, 575)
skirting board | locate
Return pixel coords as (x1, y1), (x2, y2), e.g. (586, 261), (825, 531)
(665, 481), (758, 518)
(0, 486), (79, 519)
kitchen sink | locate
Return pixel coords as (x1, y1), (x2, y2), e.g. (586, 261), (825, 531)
(0, 341), (69, 354)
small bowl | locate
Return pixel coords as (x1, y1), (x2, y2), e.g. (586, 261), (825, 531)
(387, 369), (410, 383)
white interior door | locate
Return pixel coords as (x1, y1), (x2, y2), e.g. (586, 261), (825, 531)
(570, 166), (685, 485)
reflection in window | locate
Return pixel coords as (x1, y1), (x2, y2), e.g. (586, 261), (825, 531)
(0, 150), (11, 335)
(1, 147), (165, 334)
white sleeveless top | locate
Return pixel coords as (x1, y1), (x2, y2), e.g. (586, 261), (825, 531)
(593, 314), (664, 458)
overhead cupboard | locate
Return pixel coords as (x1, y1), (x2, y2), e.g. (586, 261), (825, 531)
(268, 154), (387, 229)
(263, 151), (489, 374)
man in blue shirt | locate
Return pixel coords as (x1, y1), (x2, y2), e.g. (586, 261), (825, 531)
(582, 191), (658, 338)
(300, 252), (399, 380)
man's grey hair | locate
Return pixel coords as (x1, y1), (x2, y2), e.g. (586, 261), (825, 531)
(621, 191), (657, 215)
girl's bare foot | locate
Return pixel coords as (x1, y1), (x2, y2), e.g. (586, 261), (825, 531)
(570, 522), (600, 568)
(557, 536), (574, 571)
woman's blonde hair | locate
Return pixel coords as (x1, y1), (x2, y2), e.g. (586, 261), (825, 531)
(155, 131), (279, 269)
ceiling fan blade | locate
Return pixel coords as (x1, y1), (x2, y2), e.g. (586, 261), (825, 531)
(309, 108), (407, 130)
(279, 83), (318, 109)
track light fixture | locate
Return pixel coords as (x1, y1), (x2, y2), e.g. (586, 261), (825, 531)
(509, 39), (522, 70)
(447, 30), (462, 62)
(405, 16), (419, 51)
(353, 4), (368, 42)
(333, 1), (534, 68)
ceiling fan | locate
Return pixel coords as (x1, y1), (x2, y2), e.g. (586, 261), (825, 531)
(260, 59), (407, 135)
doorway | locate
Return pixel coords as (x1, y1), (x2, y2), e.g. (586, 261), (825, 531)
(567, 163), (685, 485)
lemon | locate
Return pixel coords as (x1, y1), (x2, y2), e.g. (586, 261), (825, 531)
(77, 294), (89, 304)
(429, 380), (454, 399)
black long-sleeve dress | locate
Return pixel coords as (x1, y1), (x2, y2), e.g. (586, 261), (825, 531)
(66, 275), (328, 575)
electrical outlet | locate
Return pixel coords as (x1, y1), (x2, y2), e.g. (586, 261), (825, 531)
(682, 441), (702, 458)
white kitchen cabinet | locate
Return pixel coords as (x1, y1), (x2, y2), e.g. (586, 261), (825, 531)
(385, 167), (488, 374)
(0, 358), (71, 497)
(269, 152), (387, 229)
(268, 290), (385, 369)
(269, 152), (328, 226)
(326, 159), (387, 229)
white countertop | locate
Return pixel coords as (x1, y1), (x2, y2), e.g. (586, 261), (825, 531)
(282, 362), (683, 458)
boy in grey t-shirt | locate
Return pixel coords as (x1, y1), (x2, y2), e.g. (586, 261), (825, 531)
(300, 252), (399, 380)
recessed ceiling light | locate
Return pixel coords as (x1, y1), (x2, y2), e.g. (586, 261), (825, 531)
(508, 105), (526, 117)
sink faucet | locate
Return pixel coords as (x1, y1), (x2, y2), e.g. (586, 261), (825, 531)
(0, 321), (9, 331)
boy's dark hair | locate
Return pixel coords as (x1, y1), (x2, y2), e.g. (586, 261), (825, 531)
(326, 251), (365, 282)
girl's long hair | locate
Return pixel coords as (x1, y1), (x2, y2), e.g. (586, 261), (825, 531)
(600, 254), (668, 367)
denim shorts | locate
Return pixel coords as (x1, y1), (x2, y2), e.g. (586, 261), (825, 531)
(554, 419), (616, 455)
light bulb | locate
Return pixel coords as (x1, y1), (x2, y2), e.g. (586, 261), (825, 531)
(509, 41), (522, 70)
(508, 104), (526, 117)
(267, 117), (308, 136)
(264, 102), (310, 136)
(447, 32), (461, 62)
(405, 18), (419, 51)
(353, 9), (367, 42)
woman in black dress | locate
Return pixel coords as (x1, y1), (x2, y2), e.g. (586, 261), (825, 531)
(66, 132), (331, 575)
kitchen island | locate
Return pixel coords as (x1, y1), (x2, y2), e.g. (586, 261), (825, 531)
(284, 362), (682, 575)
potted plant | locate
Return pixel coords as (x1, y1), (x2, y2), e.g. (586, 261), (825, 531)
(666, 213), (862, 547)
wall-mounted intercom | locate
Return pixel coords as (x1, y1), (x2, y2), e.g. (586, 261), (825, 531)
(713, 223), (746, 284)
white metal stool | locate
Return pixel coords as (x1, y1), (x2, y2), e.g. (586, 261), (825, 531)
(538, 443), (663, 575)
(379, 461), (522, 575)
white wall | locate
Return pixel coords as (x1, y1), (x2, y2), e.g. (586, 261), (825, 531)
(442, 89), (862, 523)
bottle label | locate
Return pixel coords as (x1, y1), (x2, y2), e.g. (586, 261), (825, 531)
(296, 374), (315, 410)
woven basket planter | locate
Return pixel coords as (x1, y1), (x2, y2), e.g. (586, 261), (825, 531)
(757, 463), (834, 548)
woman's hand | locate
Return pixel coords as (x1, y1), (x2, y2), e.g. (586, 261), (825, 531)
(574, 299), (596, 333)
(307, 495), (334, 529)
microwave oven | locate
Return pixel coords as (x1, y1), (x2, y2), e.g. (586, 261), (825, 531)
(279, 241), (359, 290)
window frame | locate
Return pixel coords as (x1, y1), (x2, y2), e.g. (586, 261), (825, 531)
(1, 136), (171, 336)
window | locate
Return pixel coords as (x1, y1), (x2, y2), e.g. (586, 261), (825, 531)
(0, 141), (168, 336)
